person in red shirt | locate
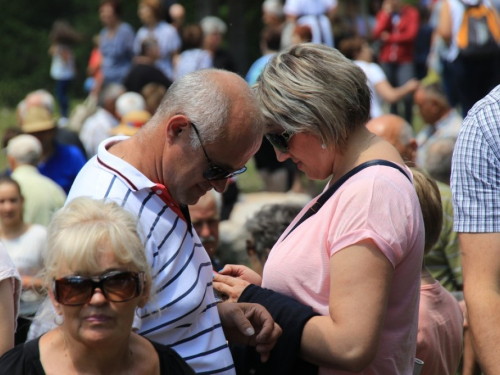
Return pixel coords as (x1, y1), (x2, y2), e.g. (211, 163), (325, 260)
(373, 0), (419, 123)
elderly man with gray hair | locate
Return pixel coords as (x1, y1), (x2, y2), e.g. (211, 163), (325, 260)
(424, 137), (456, 186)
(414, 82), (462, 167)
(200, 16), (237, 72)
(28, 69), (281, 374)
(6, 135), (66, 226)
(79, 83), (126, 158)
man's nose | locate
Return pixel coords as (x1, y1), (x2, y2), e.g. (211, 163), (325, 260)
(210, 178), (228, 193)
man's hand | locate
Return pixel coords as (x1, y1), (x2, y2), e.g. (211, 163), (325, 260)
(213, 273), (250, 302)
(218, 264), (262, 286)
(217, 302), (282, 363)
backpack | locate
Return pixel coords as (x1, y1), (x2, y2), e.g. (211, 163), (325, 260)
(456, 0), (500, 57)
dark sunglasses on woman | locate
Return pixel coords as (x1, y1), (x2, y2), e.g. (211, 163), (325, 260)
(265, 130), (295, 153)
(53, 271), (145, 306)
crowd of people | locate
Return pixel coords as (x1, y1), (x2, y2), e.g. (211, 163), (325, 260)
(0, 0), (500, 374)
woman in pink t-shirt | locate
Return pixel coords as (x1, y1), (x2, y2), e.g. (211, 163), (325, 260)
(214, 43), (424, 375)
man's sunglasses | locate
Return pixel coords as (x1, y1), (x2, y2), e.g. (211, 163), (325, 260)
(191, 123), (247, 180)
(53, 271), (145, 306)
(265, 130), (295, 153)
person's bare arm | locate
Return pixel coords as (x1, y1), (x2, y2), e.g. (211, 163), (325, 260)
(460, 232), (500, 373)
(0, 279), (15, 357)
(299, 240), (394, 372)
(437, 0), (452, 45)
(375, 79), (419, 103)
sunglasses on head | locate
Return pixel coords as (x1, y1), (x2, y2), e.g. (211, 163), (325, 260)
(191, 123), (247, 180)
(53, 271), (145, 306)
(265, 130), (295, 153)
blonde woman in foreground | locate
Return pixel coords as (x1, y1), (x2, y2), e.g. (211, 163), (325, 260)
(0, 197), (194, 375)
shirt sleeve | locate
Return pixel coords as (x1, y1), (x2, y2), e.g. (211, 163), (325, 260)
(369, 62), (387, 85)
(328, 168), (421, 268)
(452, 106), (500, 232)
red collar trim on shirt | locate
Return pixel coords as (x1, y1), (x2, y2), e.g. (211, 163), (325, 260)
(97, 156), (189, 224)
(152, 183), (187, 223)
(97, 157), (138, 191)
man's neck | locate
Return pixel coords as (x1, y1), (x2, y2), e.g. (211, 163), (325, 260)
(108, 135), (162, 183)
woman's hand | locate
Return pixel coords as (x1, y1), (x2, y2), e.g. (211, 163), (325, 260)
(217, 265), (262, 286)
(213, 274), (250, 303)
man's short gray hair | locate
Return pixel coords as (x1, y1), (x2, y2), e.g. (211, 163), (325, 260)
(254, 43), (371, 150)
(262, 0), (284, 17)
(99, 83), (126, 108)
(422, 82), (449, 107)
(424, 137), (456, 184)
(200, 16), (227, 35)
(399, 120), (414, 146)
(26, 89), (55, 115)
(150, 69), (262, 148)
(6, 134), (42, 165)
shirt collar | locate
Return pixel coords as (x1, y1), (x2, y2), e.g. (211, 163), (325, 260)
(96, 136), (190, 224)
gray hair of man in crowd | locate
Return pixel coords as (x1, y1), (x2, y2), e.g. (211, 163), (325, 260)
(6, 134), (43, 166)
(200, 16), (227, 35)
(399, 119), (414, 146)
(420, 82), (450, 106)
(146, 68), (263, 149)
(424, 137), (456, 185)
(20, 90), (56, 121)
(262, 0), (284, 18)
(99, 83), (126, 109)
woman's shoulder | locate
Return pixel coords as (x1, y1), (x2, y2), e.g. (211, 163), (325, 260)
(345, 159), (412, 188)
(0, 338), (43, 374)
(148, 340), (196, 375)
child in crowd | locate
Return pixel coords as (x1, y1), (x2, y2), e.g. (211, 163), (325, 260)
(411, 168), (463, 375)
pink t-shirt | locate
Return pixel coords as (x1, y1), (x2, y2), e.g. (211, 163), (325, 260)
(417, 281), (463, 375)
(262, 164), (424, 375)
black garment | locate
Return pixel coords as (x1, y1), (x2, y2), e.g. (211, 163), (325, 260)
(123, 64), (173, 94)
(213, 49), (237, 73)
(0, 335), (195, 375)
(233, 284), (319, 375)
(15, 316), (32, 346)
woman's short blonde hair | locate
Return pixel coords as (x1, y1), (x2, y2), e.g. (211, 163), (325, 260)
(411, 168), (443, 254)
(43, 197), (151, 291)
(254, 43), (371, 151)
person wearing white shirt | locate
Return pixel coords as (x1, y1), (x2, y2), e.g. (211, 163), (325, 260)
(283, 0), (337, 47)
(339, 36), (419, 119)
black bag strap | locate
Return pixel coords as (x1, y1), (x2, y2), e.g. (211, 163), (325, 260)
(284, 159), (411, 239)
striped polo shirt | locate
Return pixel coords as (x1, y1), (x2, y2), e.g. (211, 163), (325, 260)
(67, 136), (235, 374)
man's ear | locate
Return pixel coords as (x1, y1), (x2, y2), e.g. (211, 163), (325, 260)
(165, 115), (190, 145)
(7, 156), (15, 171)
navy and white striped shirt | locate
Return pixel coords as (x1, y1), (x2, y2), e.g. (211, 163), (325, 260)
(67, 137), (235, 374)
(451, 85), (500, 233)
